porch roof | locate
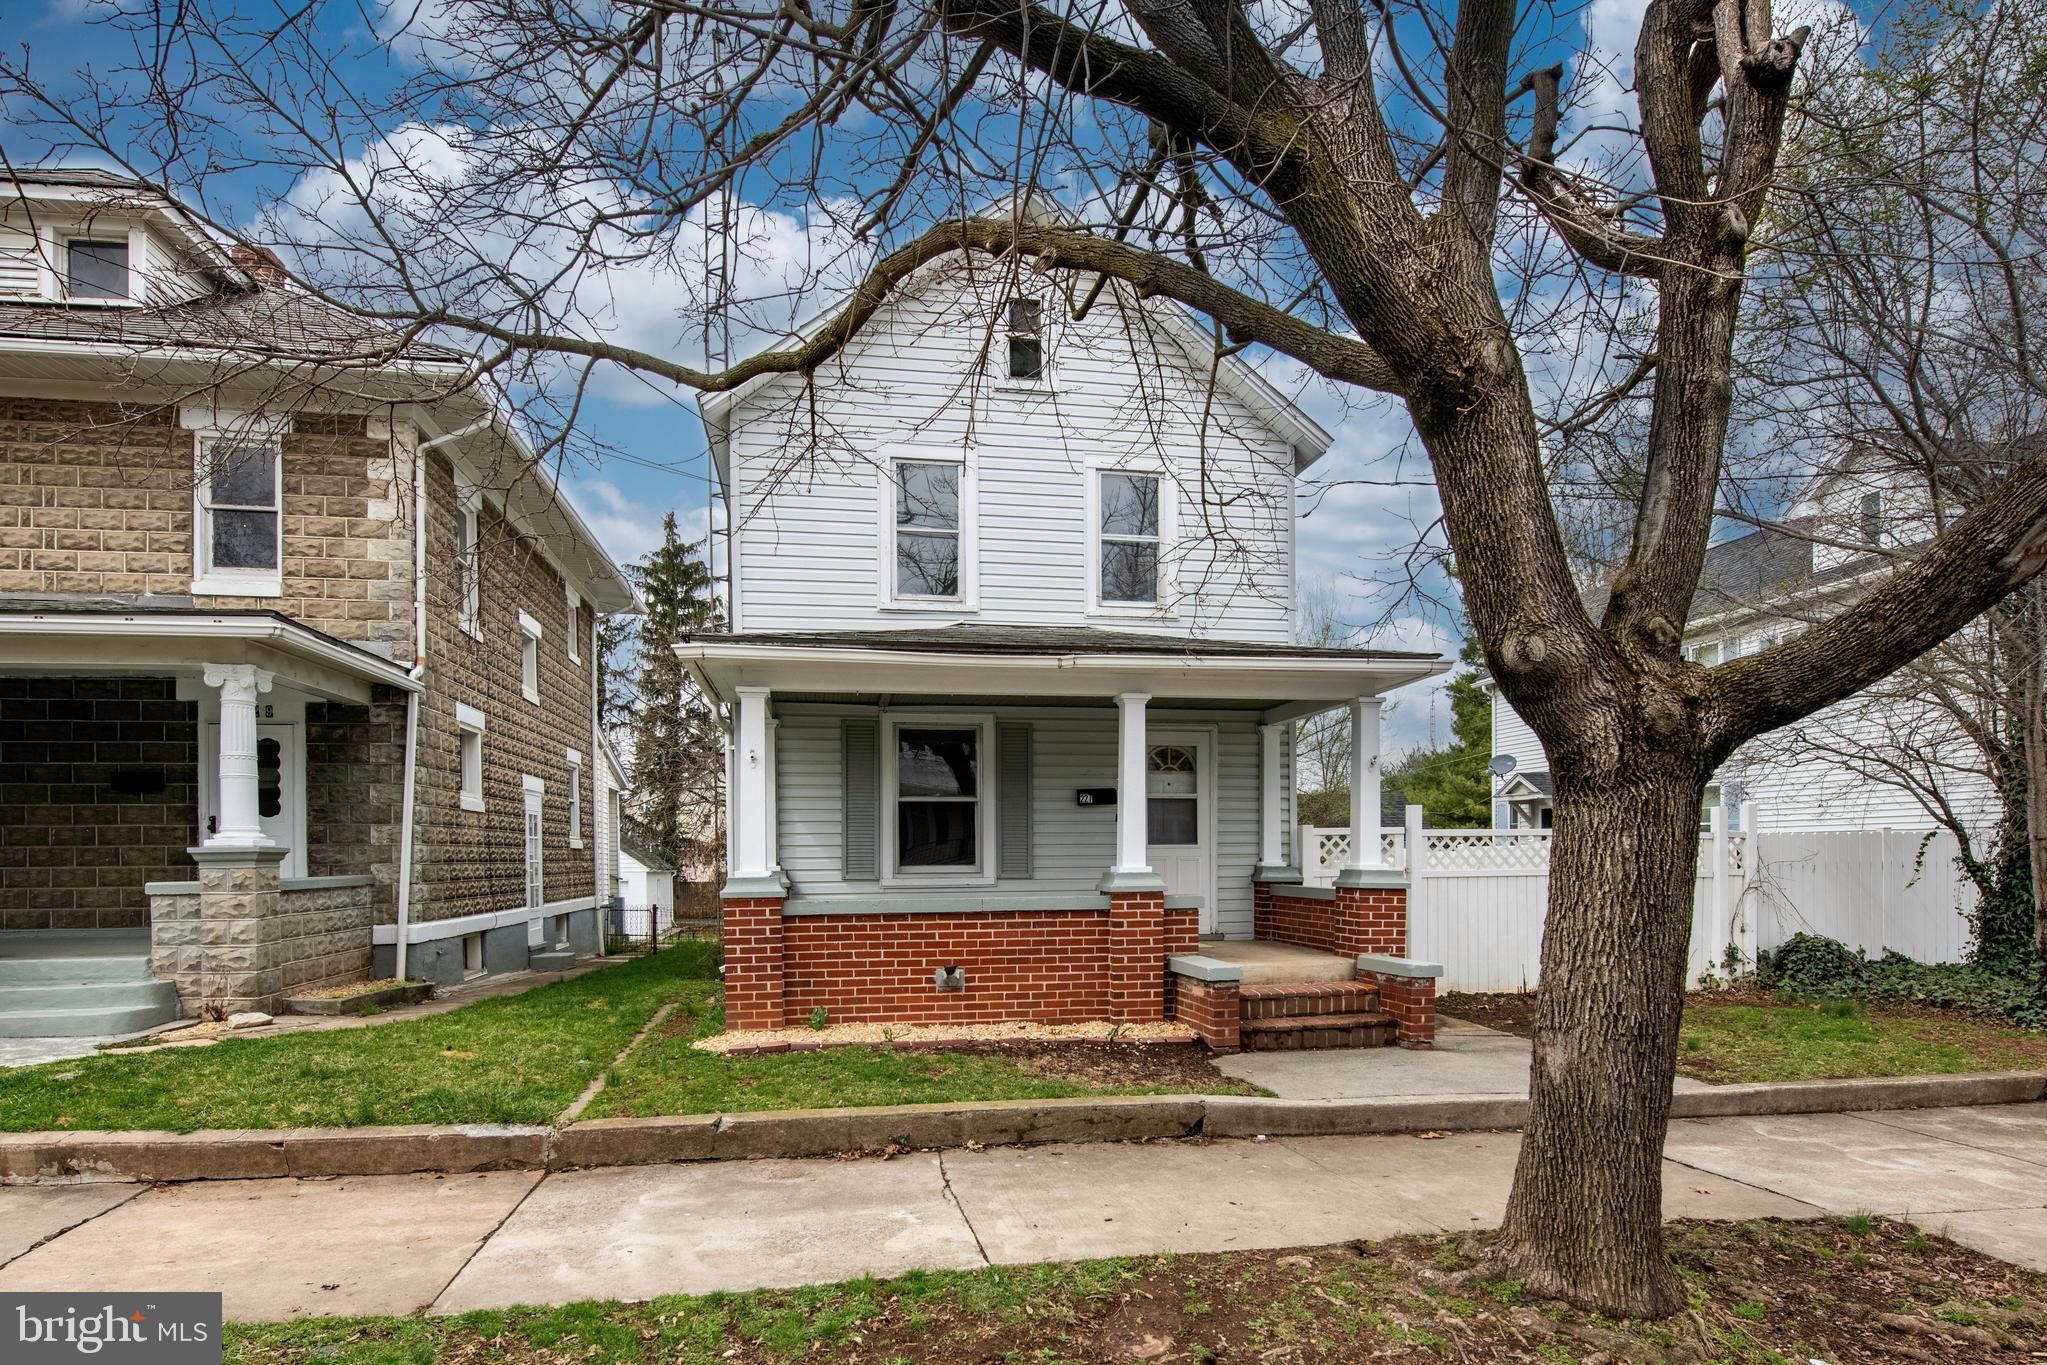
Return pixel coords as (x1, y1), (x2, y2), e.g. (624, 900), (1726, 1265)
(679, 624), (1447, 720)
(0, 598), (420, 703)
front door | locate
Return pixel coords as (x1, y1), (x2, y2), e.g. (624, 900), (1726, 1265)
(202, 721), (304, 877)
(1145, 733), (1214, 932)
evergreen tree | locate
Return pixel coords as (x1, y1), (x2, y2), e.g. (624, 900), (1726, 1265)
(606, 513), (725, 871)
(1384, 634), (1492, 828)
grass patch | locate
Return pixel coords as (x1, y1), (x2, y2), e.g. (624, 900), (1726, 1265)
(584, 994), (1258, 1118)
(1442, 987), (2047, 1084)
(2, 942), (1251, 1130)
(221, 1219), (2047, 1363)
(0, 944), (719, 1132)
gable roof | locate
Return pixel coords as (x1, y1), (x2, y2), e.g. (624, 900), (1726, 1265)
(697, 236), (1334, 485)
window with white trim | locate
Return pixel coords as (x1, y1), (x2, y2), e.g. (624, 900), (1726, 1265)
(890, 458), (964, 601)
(193, 432), (283, 596)
(454, 483), (482, 638)
(456, 703), (486, 812)
(518, 610), (542, 703)
(1004, 298), (1044, 380)
(1096, 470), (1163, 606)
(65, 238), (130, 300)
(881, 714), (996, 883)
(565, 586), (582, 662)
(566, 749), (584, 848)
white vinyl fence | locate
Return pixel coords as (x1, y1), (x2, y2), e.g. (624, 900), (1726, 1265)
(1300, 807), (1976, 993)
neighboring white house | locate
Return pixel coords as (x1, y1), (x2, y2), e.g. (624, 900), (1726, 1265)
(1490, 451), (2002, 837)
(617, 816), (677, 919)
(679, 221), (1448, 1031)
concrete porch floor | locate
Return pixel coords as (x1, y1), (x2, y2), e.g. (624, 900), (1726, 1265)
(1197, 938), (1355, 983)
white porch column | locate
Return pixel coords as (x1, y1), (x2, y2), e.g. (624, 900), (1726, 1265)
(202, 663), (276, 848)
(1110, 692), (1155, 880)
(1344, 695), (1385, 873)
(1257, 721), (1290, 874)
(731, 686), (777, 882)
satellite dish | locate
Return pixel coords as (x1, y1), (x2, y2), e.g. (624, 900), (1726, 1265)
(1488, 754), (1518, 777)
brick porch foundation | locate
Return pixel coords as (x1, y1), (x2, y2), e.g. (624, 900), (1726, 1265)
(1254, 878), (1409, 960)
(1355, 954), (1442, 1049)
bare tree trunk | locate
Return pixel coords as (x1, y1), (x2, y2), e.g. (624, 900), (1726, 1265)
(1497, 763), (1706, 1316)
(2025, 592), (2047, 958)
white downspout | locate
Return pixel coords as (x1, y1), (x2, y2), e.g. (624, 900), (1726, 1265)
(394, 414), (493, 980)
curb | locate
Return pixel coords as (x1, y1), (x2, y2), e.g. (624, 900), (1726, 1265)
(4, 1071), (2039, 1184)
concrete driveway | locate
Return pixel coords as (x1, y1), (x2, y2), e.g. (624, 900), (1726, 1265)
(2, 1103), (2042, 1321)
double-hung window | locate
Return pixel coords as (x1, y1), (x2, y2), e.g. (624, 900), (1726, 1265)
(518, 611), (543, 703)
(1004, 298), (1044, 380)
(565, 586), (582, 662)
(1096, 470), (1163, 607)
(456, 703), (486, 813)
(566, 749), (584, 848)
(890, 457), (964, 603)
(192, 429), (284, 596)
(886, 718), (991, 878)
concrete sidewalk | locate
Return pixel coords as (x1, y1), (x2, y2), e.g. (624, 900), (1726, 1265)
(1215, 1015), (1714, 1100)
(5, 1103), (2044, 1322)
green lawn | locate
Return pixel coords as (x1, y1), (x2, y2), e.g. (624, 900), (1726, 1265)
(583, 991), (1258, 1119)
(0, 944), (720, 1132)
(220, 1219), (2047, 1364)
(1675, 996), (2047, 1083)
(1, 943), (1248, 1132)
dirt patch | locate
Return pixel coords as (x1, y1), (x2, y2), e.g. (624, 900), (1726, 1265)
(1441, 990), (1538, 1036)
(234, 1217), (2047, 1362)
(946, 1039), (1259, 1093)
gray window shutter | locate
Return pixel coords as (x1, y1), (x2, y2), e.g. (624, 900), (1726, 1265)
(998, 722), (1033, 879)
(841, 718), (880, 880)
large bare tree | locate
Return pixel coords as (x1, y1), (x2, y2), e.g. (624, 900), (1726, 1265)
(13, 0), (2047, 1315)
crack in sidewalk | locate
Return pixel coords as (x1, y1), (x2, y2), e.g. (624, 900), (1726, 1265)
(936, 1153), (992, 1266)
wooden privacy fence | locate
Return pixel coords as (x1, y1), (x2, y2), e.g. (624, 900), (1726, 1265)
(1299, 807), (1976, 993)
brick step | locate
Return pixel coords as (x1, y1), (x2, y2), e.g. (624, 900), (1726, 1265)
(1238, 1011), (1399, 1051)
(1237, 982), (1380, 1021)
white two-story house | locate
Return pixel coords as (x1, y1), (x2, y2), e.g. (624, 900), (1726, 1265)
(680, 233), (1448, 1046)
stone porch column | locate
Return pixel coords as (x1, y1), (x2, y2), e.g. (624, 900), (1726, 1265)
(202, 663), (276, 848)
(187, 845), (289, 1014)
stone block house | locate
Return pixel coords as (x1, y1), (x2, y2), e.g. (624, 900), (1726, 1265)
(0, 168), (635, 1036)
(685, 225), (1449, 1053)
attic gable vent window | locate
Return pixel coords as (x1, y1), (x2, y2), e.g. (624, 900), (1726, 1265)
(1005, 298), (1044, 380)
(65, 238), (130, 300)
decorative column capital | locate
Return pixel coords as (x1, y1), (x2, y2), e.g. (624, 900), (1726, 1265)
(202, 663), (276, 702)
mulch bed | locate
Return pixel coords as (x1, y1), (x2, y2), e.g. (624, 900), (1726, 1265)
(894, 1038), (1254, 1094)
(1440, 990), (1539, 1036)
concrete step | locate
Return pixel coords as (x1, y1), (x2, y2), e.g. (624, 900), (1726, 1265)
(1238, 1011), (1400, 1051)
(0, 954), (159, 986)
(0, 996), (184, 1038)
(1237, 982), (1380, 1021)
(0, 978), (182, 1013)
(528, 949), (578, 973)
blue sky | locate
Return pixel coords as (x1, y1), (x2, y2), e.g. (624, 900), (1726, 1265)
(6, 0), (1713, 756)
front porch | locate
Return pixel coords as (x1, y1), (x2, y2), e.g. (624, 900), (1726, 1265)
(681, 624), (1450, 1048)
(0, 603), (417, 1020)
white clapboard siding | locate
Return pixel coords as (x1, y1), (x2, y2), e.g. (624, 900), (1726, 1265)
(1750, 827), (1975, 964)
(729, 264), (1298, 643)
(772, 705), (1274, 913)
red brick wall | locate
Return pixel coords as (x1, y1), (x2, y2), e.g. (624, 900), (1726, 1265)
(1358, 968), (1437, 1049)
(1106, 891), (1165, 1023)
(1255, 883), (1408, 960)
(1170, 975), (1240, 1052)
(723, 897), (786, 1030)
(1164, 904), (1197, 957)
(781, 907), (1120, 1026)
